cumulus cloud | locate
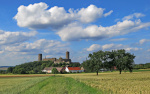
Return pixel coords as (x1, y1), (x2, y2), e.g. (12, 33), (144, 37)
(77, 5), (113, 23)
(14, 2), (112, 29)
(4, 39), (69, 55)
(0, 30), (37, 45)
(57, 20), (150, 41)
(139, 39), (150, 44)
(122, 13), (145, 20)
(86, 43), (142, 52)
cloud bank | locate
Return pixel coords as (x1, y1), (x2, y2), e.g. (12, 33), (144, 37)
(86, 43), (142, 52)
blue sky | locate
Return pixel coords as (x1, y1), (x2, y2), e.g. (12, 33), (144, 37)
(0, 0), (150, 66)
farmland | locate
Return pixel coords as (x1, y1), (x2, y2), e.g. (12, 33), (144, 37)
(0, 74), (102, 94)
(0, 71), (150, 94)
(60, 71), (150, 94)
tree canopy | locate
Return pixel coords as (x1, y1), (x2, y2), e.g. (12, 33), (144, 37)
(82, 49), (135, 75)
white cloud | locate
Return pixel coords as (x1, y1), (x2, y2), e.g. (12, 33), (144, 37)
(110, 38), (127, 41)
(147, 49), (150, 51)
(122, 13), (145, 20)
(87, 44), (101, 51)
(0, 30), (37, 45)
(104, 10), (113, 17)
(4, 39), (69, 55)
(77, 5), (112, 23)
(139, 39), (150, 44)
(86, 43), (142, 52)
(14, 2), (112, 29)
(14, 2), (75, 29)
(57, 20), (150, 41)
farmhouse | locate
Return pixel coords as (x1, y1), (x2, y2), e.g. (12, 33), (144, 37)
(65, 67), (84, 73)
(42, 66), (84, 73)
(42, 67), (65, 73)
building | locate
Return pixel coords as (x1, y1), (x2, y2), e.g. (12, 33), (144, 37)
(38, 51), (72, 64)
(42, 66), (84, 73)
(42, 67), (65, 73)
(65, 67), (84, 73)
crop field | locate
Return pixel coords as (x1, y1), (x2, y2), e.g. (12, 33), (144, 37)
(60, 71), (150, 94)
(0, 74), (102, 94)
(0, 71), (150, 94)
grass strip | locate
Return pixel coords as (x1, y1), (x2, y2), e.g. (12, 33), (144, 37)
(21, 76), (104, 94)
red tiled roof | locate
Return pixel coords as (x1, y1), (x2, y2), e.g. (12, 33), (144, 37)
(67, 67), (81, 70)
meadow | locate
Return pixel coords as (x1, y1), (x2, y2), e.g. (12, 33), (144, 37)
(60, 71), (150, 94)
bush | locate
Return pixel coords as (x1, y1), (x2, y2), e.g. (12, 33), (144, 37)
(52, 68), (59, 74)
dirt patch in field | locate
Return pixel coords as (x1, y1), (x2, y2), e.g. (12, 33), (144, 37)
(0, 74), (54, 78)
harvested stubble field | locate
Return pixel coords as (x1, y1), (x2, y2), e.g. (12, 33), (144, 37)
(60, 71), (150, 94)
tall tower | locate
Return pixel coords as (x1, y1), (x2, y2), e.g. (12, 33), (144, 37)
(38, 54), (42, 61)
(66, 51), (69, 59)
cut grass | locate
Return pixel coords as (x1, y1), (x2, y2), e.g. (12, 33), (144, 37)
(21, 76), (103, 94)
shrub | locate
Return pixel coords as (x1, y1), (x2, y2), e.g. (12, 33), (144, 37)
(52, 68), (59, 74)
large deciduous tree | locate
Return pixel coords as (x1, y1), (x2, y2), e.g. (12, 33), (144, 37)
(88, 50), (105, 75)
(113, 49), (135, 74)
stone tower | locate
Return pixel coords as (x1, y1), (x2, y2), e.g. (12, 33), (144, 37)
(38, 54), (42, 61)
(66, 51), (69, 59)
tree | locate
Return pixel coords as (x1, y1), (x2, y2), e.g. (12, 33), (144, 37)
(113, 49), (135, 74)
(7, 67), (14, 73)
(88, 50), (105, 75)
(103, 51), (115, 72)
(82, 60), (93, 72)
(52, 68), (59, 74)
(125, 52), (135, 73)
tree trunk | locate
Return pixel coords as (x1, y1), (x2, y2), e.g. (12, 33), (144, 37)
(119, 70), (122, 74)
(97, 71), (98, 75)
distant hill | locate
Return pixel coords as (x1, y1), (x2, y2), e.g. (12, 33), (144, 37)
(0, 66), (13, 68)
(0, 66), (14, 71)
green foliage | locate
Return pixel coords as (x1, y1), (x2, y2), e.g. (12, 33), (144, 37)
(112, 49), (135, 74)
(134, 63), (150, 69)
(83, 49), (135, 75)
(69, 63), (81, 67)
(52, 68), (59, 74)
(0, 70), (7, 74)
(10, 61), (54, 74)
(7, 67), (14, 73)
(83, 50), (105, 75)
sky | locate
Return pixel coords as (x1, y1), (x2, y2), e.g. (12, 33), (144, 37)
(0, 0), (150, 66)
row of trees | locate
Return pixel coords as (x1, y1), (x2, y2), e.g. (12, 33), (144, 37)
(82, 49), (135, 75)
(134, 63), (150, 69)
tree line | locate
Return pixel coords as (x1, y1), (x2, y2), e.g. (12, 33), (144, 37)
(7, 61), (81, 74)
(134, 63), (150, 69)
(82, 49), (135, 75)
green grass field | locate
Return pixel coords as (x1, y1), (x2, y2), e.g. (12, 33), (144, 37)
(0, 70), (150, 94)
